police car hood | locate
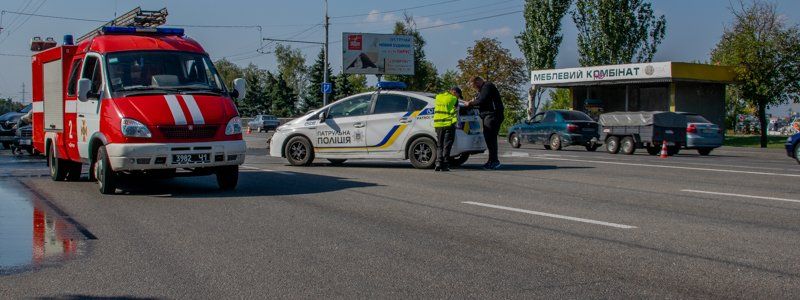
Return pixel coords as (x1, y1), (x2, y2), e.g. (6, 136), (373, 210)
(113, 94), (237, 126)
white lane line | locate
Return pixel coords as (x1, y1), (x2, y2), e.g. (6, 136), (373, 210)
(241, 165), (296, 176)
(681, 189), (800, 204)
(529, 156), (800, 178)
(462, 201), (637, 229)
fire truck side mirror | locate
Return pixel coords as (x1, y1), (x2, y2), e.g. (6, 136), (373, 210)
(232, 78), (246, 100)
(77, 78), (92, 102)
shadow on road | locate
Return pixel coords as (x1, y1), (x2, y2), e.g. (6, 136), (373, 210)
(112, 170), (378, 198)
(458, 164), (594, 171)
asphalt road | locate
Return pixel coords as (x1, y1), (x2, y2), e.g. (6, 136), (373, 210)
(1, 134), (798, 298)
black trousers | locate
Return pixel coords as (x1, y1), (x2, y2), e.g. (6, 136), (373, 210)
(435, 125), (455, 165)
(481, 112), (504, 163)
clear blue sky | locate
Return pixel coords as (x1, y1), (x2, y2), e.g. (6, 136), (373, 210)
(1, 0), (799, 109)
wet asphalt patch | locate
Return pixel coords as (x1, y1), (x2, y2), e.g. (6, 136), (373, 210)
(0, 179), (95, 275)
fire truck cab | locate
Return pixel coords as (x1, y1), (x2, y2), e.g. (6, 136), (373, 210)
(31, 27), (247, 194)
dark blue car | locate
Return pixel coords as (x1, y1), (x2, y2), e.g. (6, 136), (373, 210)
(786, 133), (800, 164)
(508, 110), (600, 151)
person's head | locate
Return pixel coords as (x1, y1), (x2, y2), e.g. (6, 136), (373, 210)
(449, 86), (462, 99)
(469, 76), (485, 90)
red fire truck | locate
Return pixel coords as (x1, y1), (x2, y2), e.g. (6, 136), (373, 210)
(31, 26), (247, 194)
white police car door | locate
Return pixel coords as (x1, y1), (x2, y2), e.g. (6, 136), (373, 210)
(313, 94), (372, 156)
(364, 93), (426, 158)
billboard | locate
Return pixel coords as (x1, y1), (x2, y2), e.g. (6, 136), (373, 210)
(342, 33), (414, 75)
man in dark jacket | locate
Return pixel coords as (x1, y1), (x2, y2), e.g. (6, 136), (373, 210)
(466, 76), (504, 170)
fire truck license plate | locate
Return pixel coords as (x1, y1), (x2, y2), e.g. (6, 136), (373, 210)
(172, 153), (210, 164)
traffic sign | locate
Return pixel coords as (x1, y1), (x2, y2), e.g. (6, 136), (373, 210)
(322, 82), (332, 94)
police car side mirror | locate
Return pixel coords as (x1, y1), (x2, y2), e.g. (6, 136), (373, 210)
(318, 110), (327, 122)
(232, 78), (246, 100)
(77, 78), (91, 102)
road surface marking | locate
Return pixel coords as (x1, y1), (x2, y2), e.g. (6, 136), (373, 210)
(462, 201), (637, 229)
(528, 156), (800, 178)
(681, 189), (800, 204)
(241, 165), (296, 176)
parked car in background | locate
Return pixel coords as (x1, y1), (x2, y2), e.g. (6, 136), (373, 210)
(0, 104), (31, 149)
(12, 124), (34, 155)
(786, 132), (800, 164)
(677, 112), (723, 156)
(248, 114), (280, 132)
(508, 110), (600, 151)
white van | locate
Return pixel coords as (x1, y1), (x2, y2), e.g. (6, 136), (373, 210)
(269, 87), (485, 169)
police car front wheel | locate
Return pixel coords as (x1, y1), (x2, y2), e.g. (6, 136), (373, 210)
(285, 136), (315, 166)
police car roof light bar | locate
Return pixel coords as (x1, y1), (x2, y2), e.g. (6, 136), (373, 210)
(376, 81), (407, 90)
(101, 26), (184, 36)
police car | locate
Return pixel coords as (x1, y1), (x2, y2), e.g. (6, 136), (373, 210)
(269, 82), (486, 169)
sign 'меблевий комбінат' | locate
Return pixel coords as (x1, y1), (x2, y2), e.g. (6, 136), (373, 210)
(342, 33), (414, 76)
(530, 62), (672, 85)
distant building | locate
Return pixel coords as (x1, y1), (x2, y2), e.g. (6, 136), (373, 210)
(531, 62), (736, 129)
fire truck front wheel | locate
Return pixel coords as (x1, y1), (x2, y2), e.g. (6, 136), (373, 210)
(48, 144), (70, 181)
(216, 165), (239, 190)
(96, 146), (117, 195)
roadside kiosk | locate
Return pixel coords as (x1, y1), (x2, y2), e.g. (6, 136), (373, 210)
(531, 62), (736, 130)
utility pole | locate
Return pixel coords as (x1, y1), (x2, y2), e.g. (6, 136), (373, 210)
(20, 82), (26, 103)
(323, 0), (329, 106)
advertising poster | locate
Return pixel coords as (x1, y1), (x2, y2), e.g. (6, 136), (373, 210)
(342, 33), (414, 75)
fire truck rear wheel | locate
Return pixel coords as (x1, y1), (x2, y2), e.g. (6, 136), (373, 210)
(216, 165), (239, 191)
(96, 146), (117, 195)
(49, 144), (69, 181)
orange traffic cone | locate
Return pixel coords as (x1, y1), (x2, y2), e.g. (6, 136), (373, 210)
(660, 141), (669, 158)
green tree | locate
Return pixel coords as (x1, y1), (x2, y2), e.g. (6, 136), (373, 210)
(269, 73), (298, 117)
(239, 64), (270, 116)
(303, 48), (334, 111)
(572, 0), (667, 66)
(0, 98), (24, 115)
(542, 88), (572, 110)
(385, 14), (439, 92)
(214, 58), (243, 90)
(347, 74), (370, 93)
(457, 38), (528, 132)
(516, 0), (572, 115)
(711, 0), (800, 147)
(436, 70), (461, 92)
(274, 44), (307, 109)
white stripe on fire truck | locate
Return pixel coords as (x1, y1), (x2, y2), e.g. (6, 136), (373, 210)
(181, 95), (205, 125)
(64, 100), (77, 113)
(32, 102), (44, 113)
(164, 95), (188, 125)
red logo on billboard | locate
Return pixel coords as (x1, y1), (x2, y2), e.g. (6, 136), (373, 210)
(348, 35), (362, 51)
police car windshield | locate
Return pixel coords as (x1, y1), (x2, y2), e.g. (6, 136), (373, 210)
(105, 51), (225, 94)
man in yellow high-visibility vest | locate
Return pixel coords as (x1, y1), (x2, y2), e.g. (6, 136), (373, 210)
(433, 87), (461, 171)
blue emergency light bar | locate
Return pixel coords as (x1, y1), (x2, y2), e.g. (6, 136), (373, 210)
(101, 26), (184, 36)
(376, 81), (407, 90)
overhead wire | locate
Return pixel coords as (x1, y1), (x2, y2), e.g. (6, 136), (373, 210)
(330, 0), (462, 19)
(331, 0), (519, 25)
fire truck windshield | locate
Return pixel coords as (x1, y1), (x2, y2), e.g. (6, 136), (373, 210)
(105, 51), (226, 96)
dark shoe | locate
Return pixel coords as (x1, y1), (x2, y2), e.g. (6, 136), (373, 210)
(441, 165), (451, 172)
(482, 162), (493, 169)
(434, 165), (442, 172)
(491, 162), (502, 170)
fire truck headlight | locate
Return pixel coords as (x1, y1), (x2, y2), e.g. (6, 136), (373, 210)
(225, 117), (243, 135)
(121, 118), (152, 138)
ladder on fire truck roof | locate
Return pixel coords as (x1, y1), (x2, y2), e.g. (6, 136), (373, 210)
(76, 7), (168, 43)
